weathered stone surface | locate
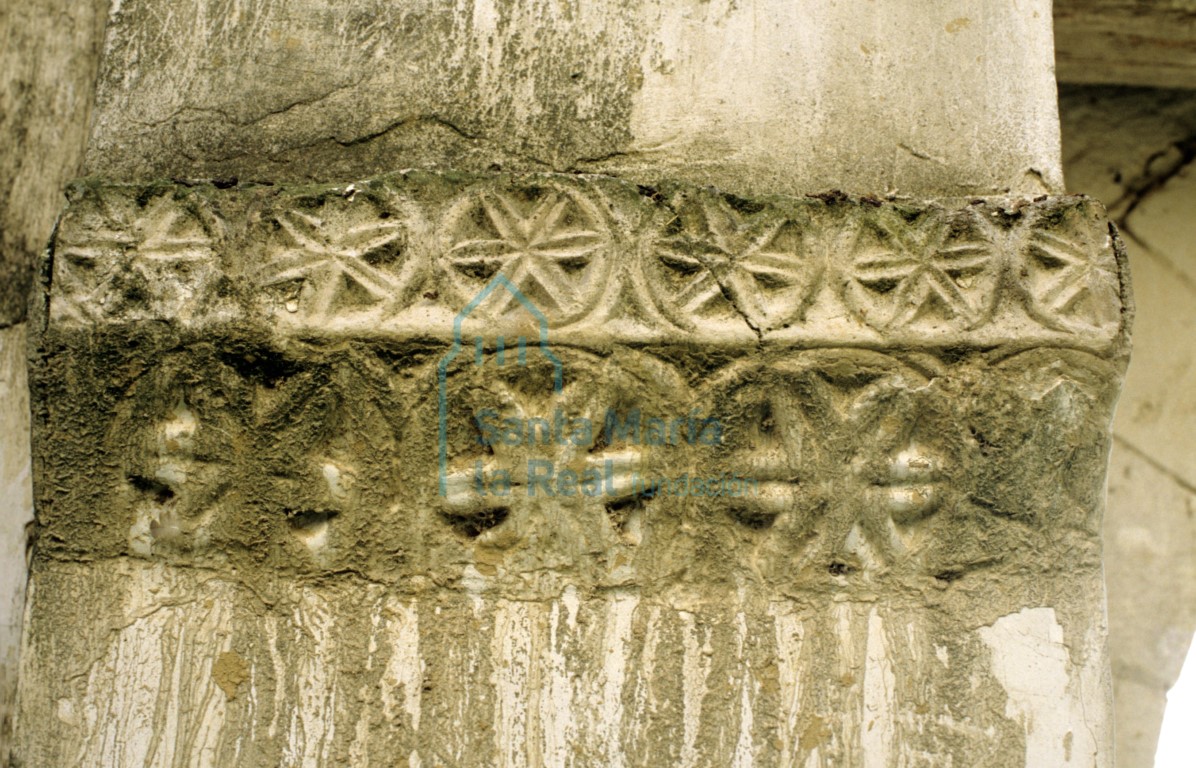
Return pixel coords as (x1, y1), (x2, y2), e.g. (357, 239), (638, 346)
(18, 559), (1114, 768)
(0, 326), (32, 765)
(0, 0), (107, 325)
(0, 3), (106, 759)
(17, 177), (1129, 766)
(84, 0), (1062, 198)
(1055, 0), (1196, 90)
(39, 176), (1122, 346)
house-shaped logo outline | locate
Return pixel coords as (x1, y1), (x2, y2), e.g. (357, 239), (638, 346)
(437, 274), (564, 496)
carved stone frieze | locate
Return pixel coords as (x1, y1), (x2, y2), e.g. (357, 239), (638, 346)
(44, 174), (1126, 348)
(21, 173), (1130, 766)
(31, 173), (1130, 590)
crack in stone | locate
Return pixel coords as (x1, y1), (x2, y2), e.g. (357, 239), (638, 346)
(332, 114), (479, 147)
(131, 81), (367, 132)
(1111, 132), (1196, 232)
(898, 142), (948, 166)
(568, 149), (637, 169)
(248, 81), (366, 126)
(1113, 434), (1196, 495)
(686, 249), (765, 340)
(130, 104), (240, 130)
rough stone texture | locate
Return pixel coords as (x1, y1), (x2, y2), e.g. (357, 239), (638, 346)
(1060, 84), (1196, 768)
(10, 3), (1132, 766)
(0, 327), (32, 767)
(1055, 0), (1196, 90)
(0, 0), (107, 325)
(15, 178), (1128, 766)
(83, 0), (1062, 198)
(0, 4), (107, 760)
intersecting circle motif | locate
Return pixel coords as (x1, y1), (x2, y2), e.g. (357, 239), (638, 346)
(647, 191), (823, 333)
(257, 187), (425, 323)
(1017, 206), (1121, 334)
(841, 207), (999, 333)
(438, 182), (614, 325)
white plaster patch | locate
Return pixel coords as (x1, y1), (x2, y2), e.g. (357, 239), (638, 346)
(769, 603), (805, 764)
(540, 597), (576, 768)
(492, 599), (534, 768)
(862, 608), (895, 768)
(980, 607), (1110, 767)
(69, 565), (234, 768)
(679, 611), (712, 768)
(733, 610), (755, 768)
(285, 591), (339, 768)
(599, 594), (637, 768)
(380, 598), (422, 734)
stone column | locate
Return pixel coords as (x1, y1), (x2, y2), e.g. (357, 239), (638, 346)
(0, 325), (33, 764)
(14, 2), (1128, 766)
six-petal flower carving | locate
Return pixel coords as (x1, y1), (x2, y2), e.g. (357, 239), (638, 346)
(51, 183), (1121, 344)
(260, 199), (413, 322)
(440, 187), (611, 322)
(844, 209), (997, 332)
(651, 194), (821, 332)
(53, 195), (219, 323)
(1020, 225), (1120, 333)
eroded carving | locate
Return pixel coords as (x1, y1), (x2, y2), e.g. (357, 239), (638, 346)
(438, 183), (613, 323)
(701, 351), (948, 575)
(34, 176), (1130, 595)
(650, 190), (822, 333)
(842, 207), (997, 332)
(47, 176), (1126, 352)
(258, 188), (421, 323)
(435, 348), (685, 554)
(53, 192), (224, 323)
(1018, 205), (1121, 334)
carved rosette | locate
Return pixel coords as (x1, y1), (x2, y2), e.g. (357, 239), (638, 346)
(437, 182), (614, 325)
(46, 174), (1125, 349)
(25, 172), (1130, 768)
(648, 189), (824, 333)
(52, 191), (226, 324)
(842, 206), (999, 333)
(256, 187), (424, 326)
(33, 172), (1130, 588)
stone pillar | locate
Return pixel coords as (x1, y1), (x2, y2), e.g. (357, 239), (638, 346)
(0, 326), (33, 763)
(14, 2), (1128, 766)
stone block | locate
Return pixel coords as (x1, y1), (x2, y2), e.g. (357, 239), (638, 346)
(84, 0), (1061, 198)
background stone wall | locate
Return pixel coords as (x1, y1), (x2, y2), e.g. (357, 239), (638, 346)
(1061, 84), (1196, 768)
(0, 1), (107, 761)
